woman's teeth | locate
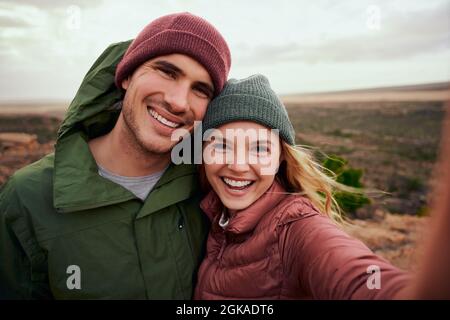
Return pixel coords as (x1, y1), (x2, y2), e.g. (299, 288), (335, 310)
(148, 108), (181, 128)
(223, 177), (253, 188)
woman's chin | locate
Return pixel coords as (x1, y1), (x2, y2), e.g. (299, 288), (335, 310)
(220, 196), (254, 213)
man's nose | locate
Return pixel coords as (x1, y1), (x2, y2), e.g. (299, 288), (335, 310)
(165, 82), (190, 113)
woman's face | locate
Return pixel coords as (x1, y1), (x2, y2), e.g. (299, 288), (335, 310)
(203, 121), (282, 214)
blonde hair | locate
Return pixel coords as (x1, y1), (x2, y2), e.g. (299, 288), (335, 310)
(277, 141), (363, 224)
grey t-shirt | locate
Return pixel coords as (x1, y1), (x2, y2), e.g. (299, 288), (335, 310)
(97, 164), (168, 201)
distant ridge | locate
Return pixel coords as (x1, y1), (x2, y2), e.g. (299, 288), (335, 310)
(0, 81), (449, 110)
(282, 81), (450, 98)
(0, 100), (69, 106)
(281, 81), (450, 104)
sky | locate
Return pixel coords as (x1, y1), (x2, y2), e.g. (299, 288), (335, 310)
(0, 0), (449, 101)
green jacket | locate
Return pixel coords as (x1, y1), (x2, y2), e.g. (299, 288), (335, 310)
(0, 41), (209, 299)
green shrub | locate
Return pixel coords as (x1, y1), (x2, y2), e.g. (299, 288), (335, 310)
(322, 155), (370, 215)
(416, 205), (429, 217)
(405, 176), (424, 192)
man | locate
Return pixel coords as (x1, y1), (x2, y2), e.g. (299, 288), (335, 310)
(0, 12), (231, 299)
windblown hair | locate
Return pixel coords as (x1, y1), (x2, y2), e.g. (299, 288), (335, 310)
(276, 141), (359, 224)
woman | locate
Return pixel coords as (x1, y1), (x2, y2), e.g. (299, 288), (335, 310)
(194, 74), (448, 299)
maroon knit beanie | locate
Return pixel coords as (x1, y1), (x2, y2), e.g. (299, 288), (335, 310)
(115, 12), (231, 97)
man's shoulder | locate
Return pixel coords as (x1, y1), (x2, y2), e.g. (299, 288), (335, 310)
(1, 153), (55, 208)
(11, 153), (55, 186)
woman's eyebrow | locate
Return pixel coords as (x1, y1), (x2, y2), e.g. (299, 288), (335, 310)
(211, 135), (232, 145)
(213, 136), (227, 143)
(249, 140), (273, 146)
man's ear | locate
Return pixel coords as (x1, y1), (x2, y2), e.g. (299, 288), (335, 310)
(121, 77), (130, 90)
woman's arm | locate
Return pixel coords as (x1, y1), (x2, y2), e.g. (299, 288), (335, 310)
(283, 214), (411, 299)
(284, 106), (450, 300)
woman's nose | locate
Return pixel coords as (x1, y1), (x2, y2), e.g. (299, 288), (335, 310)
(227, 152), (250, 172)
(227, 162), (250, 172)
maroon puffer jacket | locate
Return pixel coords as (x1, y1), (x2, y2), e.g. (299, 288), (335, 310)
(194, 181), (411, 299)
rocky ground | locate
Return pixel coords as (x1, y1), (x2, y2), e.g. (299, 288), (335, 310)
(0, 133), (54, 186)
(343, 213), (428, 271)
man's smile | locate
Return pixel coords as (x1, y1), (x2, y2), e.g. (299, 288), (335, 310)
(148, 107), (182, 128)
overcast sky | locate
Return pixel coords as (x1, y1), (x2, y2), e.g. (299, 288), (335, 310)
(0, 0), (449, 101)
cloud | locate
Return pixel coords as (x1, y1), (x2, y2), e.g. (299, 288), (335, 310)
(0, 0), (104, 32)
(0, 14), (29, 28)
(1, 0), (103, 10)
(236, 0), (450, 65)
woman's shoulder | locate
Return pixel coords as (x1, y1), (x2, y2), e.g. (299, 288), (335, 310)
(274, 193), (323, 226)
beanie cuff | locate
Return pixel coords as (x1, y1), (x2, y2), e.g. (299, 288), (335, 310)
(202, 94), (296, 145)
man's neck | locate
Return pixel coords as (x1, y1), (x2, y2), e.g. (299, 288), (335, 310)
(88, 122), (171, 177)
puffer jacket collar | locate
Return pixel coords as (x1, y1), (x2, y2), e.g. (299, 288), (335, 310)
(200, 180), (288, 235)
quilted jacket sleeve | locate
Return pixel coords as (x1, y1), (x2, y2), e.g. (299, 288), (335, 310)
(282, 214), (411, 299)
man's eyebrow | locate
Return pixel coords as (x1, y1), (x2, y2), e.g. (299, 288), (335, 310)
(152, 60), (185, 75)
(152, 60), (214, 96)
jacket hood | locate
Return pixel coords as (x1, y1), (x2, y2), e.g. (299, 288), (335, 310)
(52, 40), (199, 213)
(53, 41), (131, 212)
(58, 40), (131, 140)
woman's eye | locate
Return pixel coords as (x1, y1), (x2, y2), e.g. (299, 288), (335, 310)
(213, 142), (229, 152)
(252, 144), (269, 153)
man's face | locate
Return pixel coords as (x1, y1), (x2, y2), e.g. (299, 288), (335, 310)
(121, 53), (214, 155)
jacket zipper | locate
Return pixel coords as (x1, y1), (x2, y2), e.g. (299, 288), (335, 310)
(197, 227), (226, 297)
(176, 204), (196, 265)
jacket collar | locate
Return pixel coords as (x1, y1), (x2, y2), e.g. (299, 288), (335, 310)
(200, 180), (288, 235)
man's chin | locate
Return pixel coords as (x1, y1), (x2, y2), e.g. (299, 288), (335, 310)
(140, 140), (175, 156)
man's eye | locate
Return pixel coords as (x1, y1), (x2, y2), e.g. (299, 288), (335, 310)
(157, 67), (177, 79)
(193, 87), (212, 99)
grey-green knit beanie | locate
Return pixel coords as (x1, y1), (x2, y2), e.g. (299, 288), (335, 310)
(202, 74), (296, 145)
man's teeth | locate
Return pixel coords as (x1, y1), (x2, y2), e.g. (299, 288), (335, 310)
(149, 108), (180, 128)
(223, 177), (253, 188)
